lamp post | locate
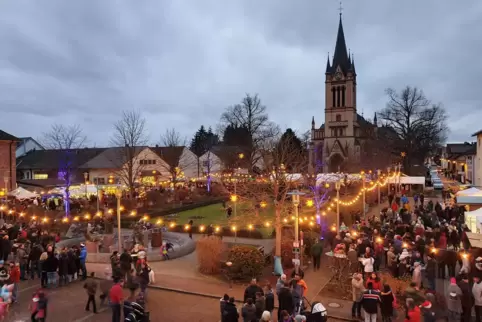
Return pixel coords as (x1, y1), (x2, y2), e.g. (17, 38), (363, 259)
(115, 186), (123, 252)
(288, 190), (305, 274)
(387, 167), (391, 195)
(361, 171), (366, 220)
(335, 180), (341, 232)
(377, 169), (381, 206)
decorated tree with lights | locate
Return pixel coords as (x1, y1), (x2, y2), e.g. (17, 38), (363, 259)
(226, 130), (308, 257)
(41, 124), (87, 217)
(190, 126), (219, 192)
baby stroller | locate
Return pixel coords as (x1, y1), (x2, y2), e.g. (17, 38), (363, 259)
(301, 301), (328, 322)
(124, 302), (150, 322)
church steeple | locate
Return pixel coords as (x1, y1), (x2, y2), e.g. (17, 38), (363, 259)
(330, 15), (351, 74)
(325, 54), (331, 74)
(374, 112), (378, 126)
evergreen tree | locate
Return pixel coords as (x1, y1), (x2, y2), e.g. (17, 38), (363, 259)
(190, 125), (219, 156)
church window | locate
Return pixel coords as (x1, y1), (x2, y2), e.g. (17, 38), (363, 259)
(336, 114), (341, 122)
(332, 88), (336, 108)
(336, 87), (341, 107)
(341, 86), (346, 106)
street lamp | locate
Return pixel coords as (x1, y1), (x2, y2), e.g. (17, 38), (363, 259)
(377, 169), (381, 206)
(287, 190), (305, 274)
(387, 167), (391, 195)
(115, 186), (123, 252)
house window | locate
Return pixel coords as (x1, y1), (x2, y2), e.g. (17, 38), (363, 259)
(140, 159), (156, 165)
(336, 114), (341, 122)
(202, 160), (210, 167)
(94, 178), (106, 185)
(34, 174), (48, 180)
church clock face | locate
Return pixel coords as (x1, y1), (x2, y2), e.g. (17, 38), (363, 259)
(335, 72), (342, 80)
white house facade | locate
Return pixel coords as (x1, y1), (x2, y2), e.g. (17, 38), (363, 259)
(16, 137), (44, 158)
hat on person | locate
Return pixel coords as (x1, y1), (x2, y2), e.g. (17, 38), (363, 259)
(80, 243), (85, 247)
(476, 257), (482, 262)
(294, 315), (307, 322)
(261, 311), (271, 321)
(421, 300), (432, 309)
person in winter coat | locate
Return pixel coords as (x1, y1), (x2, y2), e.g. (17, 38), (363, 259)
(351, 273), (364, 320)
(404, 298), (421, 322)
(473, 276), (482, 321)
(276, 274), (286, 296)
(380, 284), (394, 322)
(360, 282), (380, 322)
(264, 283), (274, 315)
(310, 238), (323, 271)
(277, 281), (294, 321)
(244, 278), (264, 303)
(44, 252), (59, 288)
(255, 292), (265, 319)
(361, 254), (375, 275)
(447, 277), (462, 322)
(221, 297), (239, 322)
(365, 272), (382, 291)
(220, 294), (229, 321)
(425, 253), (437, 291)
(79, 244), (87, 280)
(58, 250), (69, 286)
(242, 298), (257, 322)
(458, 274), (474, 322)
(119, 249), (132, 281)
(28, 243), (42, 280)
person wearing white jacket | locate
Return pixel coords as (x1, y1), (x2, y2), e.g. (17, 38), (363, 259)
(360, 255), (374, 275)
(473, 276), (482, 321)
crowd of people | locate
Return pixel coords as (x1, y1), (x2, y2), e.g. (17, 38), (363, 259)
(320, 187), (482, 322)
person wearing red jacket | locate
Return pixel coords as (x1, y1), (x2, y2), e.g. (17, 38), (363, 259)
(365, 273), (382, 291)
(9, 262), (20, 303)
(109, 279), (124, 322)
(405, 298), (421, 322)
(438, 232), (447, 249)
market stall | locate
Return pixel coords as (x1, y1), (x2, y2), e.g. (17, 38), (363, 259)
(387, 175), (425, 191)
(465, 208), (482, 233)
(7, 187), (39, 200)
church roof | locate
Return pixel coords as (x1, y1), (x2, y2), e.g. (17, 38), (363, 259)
(326, 15), (355, 75)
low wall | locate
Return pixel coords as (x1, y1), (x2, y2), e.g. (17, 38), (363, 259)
(57, 232), (195, 264)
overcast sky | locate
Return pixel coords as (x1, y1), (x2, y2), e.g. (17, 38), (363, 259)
(0, 0), (481, 146)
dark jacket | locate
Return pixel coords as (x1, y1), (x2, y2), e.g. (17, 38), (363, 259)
(29, 245), (42, 261)
(425, 258), (436, 279)
(360, 289), (381, 314)
(119, 252), (132, 271)
(241, 303), (256, 322)
(265, 290), (275, 312)
(380, 291), (394, 316)
(278, 286), (294, 314)
(67, 251), (77, 275)
(43, 254), (59, 273)
(222, 302), (239, 322)
(458, 281), (474, 308)
(243, 284), (263, 303)
(58, 253), (68, 276)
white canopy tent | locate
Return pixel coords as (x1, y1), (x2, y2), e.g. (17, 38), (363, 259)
(315, 173), (362, 186)
(387, 176), (425, 185)
(465, 208), (482, 233)
(456, 187), (482, 196)
(68, 184), (99, 197)
(8, 187), (39, 200)
(456, 191), (482, 205)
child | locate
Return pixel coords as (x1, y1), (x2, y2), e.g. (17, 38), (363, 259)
(161, 242), (169, 260)
(9, 263), (20, 303)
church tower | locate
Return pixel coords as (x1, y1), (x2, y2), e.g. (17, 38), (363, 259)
(322, 14), (358, 172)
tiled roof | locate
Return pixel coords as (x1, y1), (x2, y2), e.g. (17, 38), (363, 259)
(79, 147), (145, 169)
(16, 148), (107, 170)
(0, 130), (19, 141)
(446, 143), (476, 155)
(150, 146), (184, 167)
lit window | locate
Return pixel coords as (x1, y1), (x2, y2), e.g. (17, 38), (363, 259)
(34, 174), (48, 180)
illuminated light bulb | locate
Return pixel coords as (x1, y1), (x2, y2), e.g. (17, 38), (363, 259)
(156, 219), (163, 225)
(215, 226), (220, 232)
(309, 222), (314, 226)
(299, 218), (304, 223)
(32, 216), (37, 220)
(376, 237), (382, 243)
(130, 210), (137, 216)
(0, 206), (4, 211)
(402, 242), (408, 249)
(169, 222), (176, 228)
(8, 210), (13, 214)
(231, 226), (237, 231)
(283, 218), (288, 223)
(108, 209), (114, 214)
(315, 215), (320, 219)
(330, 226), (336, 232)
(142, 215), (149, 221)
(306, 199), (314, 207)
(260, 201), (267, 208)
(327, 207), (331, 211)
(73, 216), (79, 221)
(264, 222), (270, 227)
(42, 217), (48, 223)
(95, 211), (102, 217)
(230, 195), (238, 202)
(19, 212), (25, 217)
(324, 183), (330, 188)
(199, 225), (205, 232)
(184, 224), (190, 230)
(62, 217), (69, 223)
(304, 216), (308, 220)
(431, 247), (437, 254)
(322, 212), (326, 216)
(84, 214), (91, 220)
(119, 206), (125, 211)
(462, 253), (468, 259)
(248, 224), (254, 230)
(291, 216), (295, 220)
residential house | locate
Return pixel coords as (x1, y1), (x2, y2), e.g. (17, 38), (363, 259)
(150, 146), (198, 180)
(79, 147), (171, 186)
(472, 130), (482, 187)
(198, 145), (264, 177)
(16, 137), (44, 158)
(0, 130), (19, 193)
(16, 148), (107, 189)
(443, 142), (476, 184)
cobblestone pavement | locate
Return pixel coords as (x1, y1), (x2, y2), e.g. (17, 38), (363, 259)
(3, 278), (347, 322)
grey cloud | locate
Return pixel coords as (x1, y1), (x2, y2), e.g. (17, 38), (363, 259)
(0, 0), (481, 145)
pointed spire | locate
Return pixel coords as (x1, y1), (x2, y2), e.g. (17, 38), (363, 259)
(311, 117), (315, 129)
(325, 53), (331, 73)
(351, 53), (356, 74)
(332, 15), (350, 74)
(374, 112), (378, 126)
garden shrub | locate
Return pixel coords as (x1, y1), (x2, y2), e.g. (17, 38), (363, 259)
(196, 236), (224, 274)
(227, 245), (264, 280)
(272, 237), (295, 269)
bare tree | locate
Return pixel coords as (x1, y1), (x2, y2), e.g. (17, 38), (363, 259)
(41, 124), (87, 217)
(110, 110), (149, 198)
(228, 130), (308, 257)
(160, 128), (187, 147)
(378, 86), (448, 173)
(221, 94), (280, 170)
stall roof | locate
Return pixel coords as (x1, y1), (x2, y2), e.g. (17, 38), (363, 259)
(457, 194), (482, 204)
(387, 176), (425, 185)
(466, 232), (482, 248)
